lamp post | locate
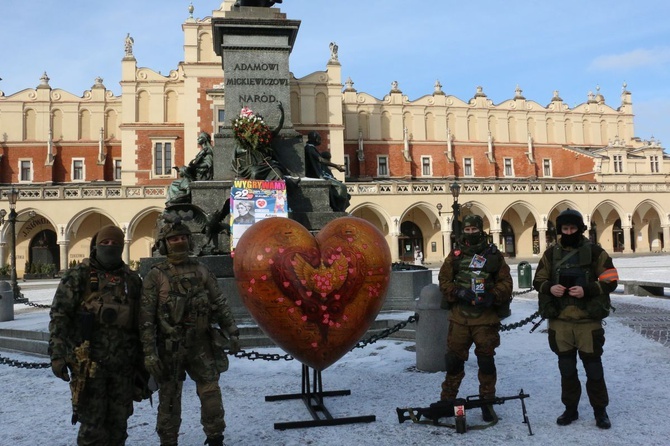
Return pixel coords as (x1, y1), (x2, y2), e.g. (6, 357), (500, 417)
(4, 188), (25, 302)
(450, 181), (461, 238)
(436, 203), (445, 257)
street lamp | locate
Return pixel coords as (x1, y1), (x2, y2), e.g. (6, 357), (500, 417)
(3, 187), (25, 302)
(450, 182), (461, 237)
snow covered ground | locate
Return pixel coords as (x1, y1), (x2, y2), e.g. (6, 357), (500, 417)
(2, 255), (670, 445)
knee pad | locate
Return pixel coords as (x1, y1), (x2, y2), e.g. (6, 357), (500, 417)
(445, 352), (465, 375)
(477, 356), (496, 375)
(558, 353), (578, 378)
(579, 353), (604, 381)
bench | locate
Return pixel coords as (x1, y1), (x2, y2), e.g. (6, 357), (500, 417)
(618, 280), (670, 297)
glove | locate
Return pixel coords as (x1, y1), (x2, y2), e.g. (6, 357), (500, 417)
(51, 358), (70, 382)
(473, 292), (495, 307)
(144, 354), (164, 380)
(455, 287), (476, 305)
(227, 329), (241, 354)
(228, 336), (241, 354)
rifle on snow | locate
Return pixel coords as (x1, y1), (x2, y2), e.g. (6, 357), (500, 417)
(396, 389), (533, 435)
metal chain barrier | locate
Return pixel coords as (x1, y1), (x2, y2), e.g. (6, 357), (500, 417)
(0, 354), (50, 369)
(19, 299), (52, 309)
(500, 288), (541, 332)
(1, 289), (540, 369)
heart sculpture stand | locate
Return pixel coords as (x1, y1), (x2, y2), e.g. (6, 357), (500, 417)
(233, 216), (392, 428)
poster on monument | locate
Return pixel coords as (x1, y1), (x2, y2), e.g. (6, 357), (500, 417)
(230, 179), (288, 249)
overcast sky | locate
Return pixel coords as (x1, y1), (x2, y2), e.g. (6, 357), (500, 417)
(1, 0), (669, 148)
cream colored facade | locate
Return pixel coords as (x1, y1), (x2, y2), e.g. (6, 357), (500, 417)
(1, 0), (669, 276)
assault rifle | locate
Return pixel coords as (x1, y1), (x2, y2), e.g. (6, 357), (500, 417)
(70, 312), (97, 425)
(396, 389), (533, 435)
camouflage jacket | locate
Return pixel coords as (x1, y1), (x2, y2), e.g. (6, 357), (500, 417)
(139, 258), (238, 358)
(438, 242), (513, 325)
(48, 258), (143, 370)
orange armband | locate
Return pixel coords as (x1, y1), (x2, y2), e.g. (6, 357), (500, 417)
(598, 268), (619, 282)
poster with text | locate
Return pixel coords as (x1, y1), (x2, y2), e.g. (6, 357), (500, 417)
(230, 179), (288, 249)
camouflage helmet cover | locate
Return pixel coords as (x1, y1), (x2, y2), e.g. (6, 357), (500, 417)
(159, 221), (192, 240)
(462, 214), (484, 231)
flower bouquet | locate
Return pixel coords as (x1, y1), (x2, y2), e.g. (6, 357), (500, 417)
(232, 106), (273, 154)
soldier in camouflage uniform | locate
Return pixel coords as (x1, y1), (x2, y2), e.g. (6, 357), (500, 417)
(140, 218), (239, 446)
(49, 225), (144, 446)
(533, 209), (618, 429)
(438, 214), (513, 422)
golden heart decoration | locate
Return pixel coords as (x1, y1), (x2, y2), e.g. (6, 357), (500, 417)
(233, 216), (391, 371)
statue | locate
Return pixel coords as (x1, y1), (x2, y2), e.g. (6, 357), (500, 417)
(165, 166), (194, 206)
(165, 132), (214, 206)
(329, 42), (339, 62)
(192, 132), (214, 180)
(164, 201), (231, 256)
(304, 131), (350, 212)
(124, 33), (134, 57)
(234, 0), (282, 7)
(232, 103), (289, 180)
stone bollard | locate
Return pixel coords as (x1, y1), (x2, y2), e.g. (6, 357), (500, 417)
(415, 283), (449, 372)
(0, 281), (14, 322)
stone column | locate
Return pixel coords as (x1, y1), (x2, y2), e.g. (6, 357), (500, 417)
(663, 224), (670, 252)
(58, 241), (69, 272)
(539, 229), (547, 254)
(623, 225), (633, 253)
(124, 240), (131, 265)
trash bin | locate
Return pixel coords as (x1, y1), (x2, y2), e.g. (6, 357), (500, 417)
(517, 261), (532, 289)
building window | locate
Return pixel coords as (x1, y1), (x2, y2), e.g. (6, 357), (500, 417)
(114, 159), (122, 180)
(216, 108), (226, 134)
(343, 155), (350, 177)
(543, 159), (552, 177)
(613, 154), (623, 173)
(504, 158), (514, 177)
(377, 155), (389, 177)
(154, 141), (173, 176)
(650, 155), (660, 173)
(421, 156), (432, 177)
(72, 158), (85, 181)
(464, 157), (473, 176)
(19, 159), (32, 182)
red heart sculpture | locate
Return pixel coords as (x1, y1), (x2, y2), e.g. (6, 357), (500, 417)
(233, 216), (391, 371)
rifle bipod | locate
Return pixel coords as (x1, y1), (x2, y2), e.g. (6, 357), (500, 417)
(396, 389), (533, 436)
(265, 363), (376, 430)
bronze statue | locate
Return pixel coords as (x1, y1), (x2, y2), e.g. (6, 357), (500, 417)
(304, 131), (350, 212)
(232, 103), (288, 180)
(165, 132), (214, 206)
(235, 0), (282, 7)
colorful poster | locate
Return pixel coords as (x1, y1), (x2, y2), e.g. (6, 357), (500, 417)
(230, 179), (288, 249)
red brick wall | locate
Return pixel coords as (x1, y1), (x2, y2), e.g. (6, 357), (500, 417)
(344, 142), (597, 181)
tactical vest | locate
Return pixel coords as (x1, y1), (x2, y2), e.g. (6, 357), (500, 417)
(453, 244), (503, 318)
(551, 243), (592, 311)
(549, 242), (612, 319)
(153, 261), (213, 339)
(80, 261), (136, 330)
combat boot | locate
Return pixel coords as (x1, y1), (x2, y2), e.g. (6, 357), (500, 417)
(481, 404), (496, 422)
(204, 435), (224, 446)
(556, 407), (579, 426)
(594, 408), (611, 429)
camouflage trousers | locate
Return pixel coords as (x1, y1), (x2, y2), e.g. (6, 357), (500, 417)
(156, 338), (226, 445)
(75, 369), (134, 446)
(441, 322), (500, 401)
(548, 319), (609, 410)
